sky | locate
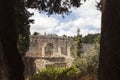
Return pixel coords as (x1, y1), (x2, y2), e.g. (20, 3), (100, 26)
(28, 0), (101, 36)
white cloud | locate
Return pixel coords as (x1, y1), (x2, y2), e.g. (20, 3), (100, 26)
(29, 9), (59, 34)
(29, 0), (101, 36)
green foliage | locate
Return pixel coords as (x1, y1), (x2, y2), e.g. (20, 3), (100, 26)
(62, 34), (67, 37)
(16, 0), (86, 55)
(31, 66), (80, 80)
(17, 35), (29, 55)
(31, 32), (100, 80)
(94, 34), (100, 43)
(27, 0), (86, 16)
(72, 33), (100, 80)
(71, 28), (82, 57)
(74, 43), (99, 76)
(33, 32), (40, 35)
(82, 33), (100, 44)
(15, 0), (34, 55)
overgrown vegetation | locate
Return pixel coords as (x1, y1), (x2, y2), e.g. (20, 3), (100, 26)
(71, 28), (83, 57)
(74, 33), (100, 80)
(74, 43), (99, 78)
(82, 33), (100, 44)
(15, 0), (34, 56)
(31, 66), (80, 80)
(31, 49), (99, 80)
(31, 33), (100, 80)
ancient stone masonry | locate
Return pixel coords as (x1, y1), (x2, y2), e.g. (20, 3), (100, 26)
(24, 34), (74, 79)
(26, 34), (74, 57)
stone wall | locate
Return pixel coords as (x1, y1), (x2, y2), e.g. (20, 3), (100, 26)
(26, 35), (74, 57)
(24, 34), (74, 79)
(24, 56), (74, 79)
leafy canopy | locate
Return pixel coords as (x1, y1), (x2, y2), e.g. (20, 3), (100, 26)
(15, 0), (34, 55)
(27, 0), (86, 15)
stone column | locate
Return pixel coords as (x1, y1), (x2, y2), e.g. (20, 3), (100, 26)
(53, 44), (58, 55)
(42, 43), (47, 57)
(58, 47), (61, 54)
(53, 48), (55, 56)
(67, 46), (71, 57)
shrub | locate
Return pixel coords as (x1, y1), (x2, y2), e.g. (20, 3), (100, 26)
(31, 66), (80, 80)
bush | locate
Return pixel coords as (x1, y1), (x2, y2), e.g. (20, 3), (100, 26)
(31, 66), (80, 80)
(73, 43), (99, 80)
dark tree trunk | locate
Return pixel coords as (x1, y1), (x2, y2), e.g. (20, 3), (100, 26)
(0, 0), (25, 80)
(99, 0), (120, 80)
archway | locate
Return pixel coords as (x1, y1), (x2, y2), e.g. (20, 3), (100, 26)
(70, 45), (75, 57)
(44, 43), (54, 57)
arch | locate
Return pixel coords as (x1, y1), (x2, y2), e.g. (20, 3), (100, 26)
(70, 45), (75, 57)
(44, 43), (54, 57)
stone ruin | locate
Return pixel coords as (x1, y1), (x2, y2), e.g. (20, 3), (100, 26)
(24, 34), (74, 79)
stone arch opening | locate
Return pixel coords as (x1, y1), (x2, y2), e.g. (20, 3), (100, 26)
(70, 45), (75, 57)
(45, 43), (54, 57)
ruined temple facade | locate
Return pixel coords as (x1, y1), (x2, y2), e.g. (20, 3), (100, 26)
(26, 34), (74, 57)
(25, 34), (74, 79)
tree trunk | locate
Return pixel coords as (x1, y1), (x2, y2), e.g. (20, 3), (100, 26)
(0, 0), (25, 80)
(99, 0), (120, 80)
